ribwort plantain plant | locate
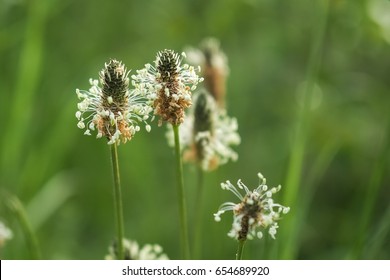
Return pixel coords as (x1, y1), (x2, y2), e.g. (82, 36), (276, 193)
(132, 49), (203, 259)
(76, 59), (153, 259)
(214, 172), (290, 260)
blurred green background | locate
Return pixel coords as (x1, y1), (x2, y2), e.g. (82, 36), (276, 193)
(0, 0), (389, 260)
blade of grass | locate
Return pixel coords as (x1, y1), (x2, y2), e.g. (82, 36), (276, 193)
(1, 0), (51, 180)
(351, 116), (390, 259)
(26, 171), (74, 231)
(2, 191), (41, 259)
(281, 0), (329, 259)
(286, 140), (339, 259)
(365, 203), (390, 259)
(18, 97), (77, 196)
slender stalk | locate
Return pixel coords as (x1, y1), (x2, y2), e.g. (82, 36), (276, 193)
(5, 192), (41, 259)
(110, 143), (125, 260)
(172, 124), (190, 259)
(236, 240), (246, 260)
(193, 165), (204, 259)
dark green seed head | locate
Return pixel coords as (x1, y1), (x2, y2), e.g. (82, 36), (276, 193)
(194, 90), (214, 134)
(100, 59), (129, 108)
(156, 49), (180, 82)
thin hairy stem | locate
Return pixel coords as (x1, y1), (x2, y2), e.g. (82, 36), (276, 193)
(172, 124), (191, 259)
(193, 165), (204, 259)
(236, 240), (246, 260)
(110, 143), (125, 260)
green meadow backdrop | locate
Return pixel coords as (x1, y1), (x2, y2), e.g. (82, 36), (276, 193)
(0, 0), (389, 259)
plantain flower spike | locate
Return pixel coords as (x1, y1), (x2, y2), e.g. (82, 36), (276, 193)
(185, 37), (229, 108)
(214, 172), (290, 241)
(105, 238), (169, 260)
(132, 49), (203, 126)
(0, 221), (13, 248)
(167, 90), (240, 171)
(76, 59), (153, 145)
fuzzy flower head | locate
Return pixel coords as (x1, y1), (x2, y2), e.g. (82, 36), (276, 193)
(76, 59), (153, 145)
(214, 173), (290, 241)
(0, 221), (13, 247)
(185, 37), (229, 108)
(167, 90), (240, 171)
(105, 238), (169, 260)
(132, 49), (203, 126)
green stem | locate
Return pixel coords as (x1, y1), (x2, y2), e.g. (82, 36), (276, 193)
(193, 165), (204, 259)
(172, 124), (190, 259)
(110, 143), (125, 260)
(5, 193), (41, 259)
(236, 240), (246, 260)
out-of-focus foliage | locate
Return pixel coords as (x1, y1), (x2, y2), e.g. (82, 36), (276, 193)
(0, 0), (389, 259)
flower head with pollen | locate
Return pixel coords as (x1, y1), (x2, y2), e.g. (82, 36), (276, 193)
(214, 173), (290, 241)
(76, 59), (153, 145)
(132, 49), (203, 126)
(0, 221), (13, 248)
(185, 37), (229, 108)
(105, 238), (169, 260)
(166, 90), (240, 171)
